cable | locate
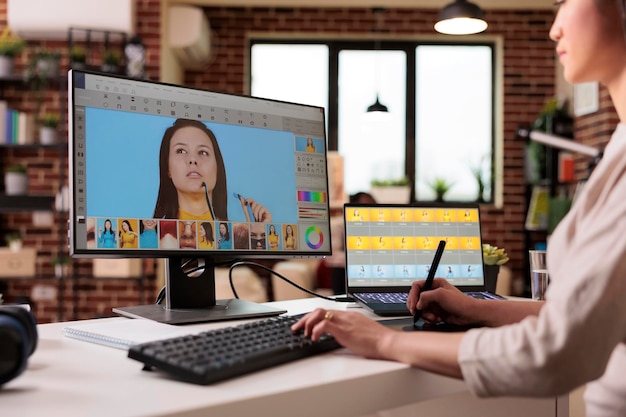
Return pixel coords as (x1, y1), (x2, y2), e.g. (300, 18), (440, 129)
(228, 261), (354, 303)
(201, 182), (216, 221)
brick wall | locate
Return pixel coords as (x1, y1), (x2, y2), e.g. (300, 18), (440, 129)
(0, 3), (618, 322)
(0, 0), (161, 323)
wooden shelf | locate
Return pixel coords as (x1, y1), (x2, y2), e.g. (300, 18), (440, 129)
(0, 194), (55, 212)
(0, 142), (67, 150)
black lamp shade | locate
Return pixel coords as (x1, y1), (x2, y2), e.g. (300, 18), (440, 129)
(435, 0), (488, 35)
(367, 96), (389, 113)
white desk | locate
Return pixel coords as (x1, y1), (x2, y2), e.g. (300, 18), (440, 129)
(1, 298), (568, 417)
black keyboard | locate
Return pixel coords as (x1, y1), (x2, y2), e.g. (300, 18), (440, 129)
(356, 292), (408, 303)
(128, 315), (341, 385)
(465, 291), (505, 300)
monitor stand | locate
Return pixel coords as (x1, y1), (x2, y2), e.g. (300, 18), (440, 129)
(113, 257), (286, 325)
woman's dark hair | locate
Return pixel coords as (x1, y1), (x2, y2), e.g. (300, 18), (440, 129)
(119, 220), (134, 237)
(219, 222), (230, 241)
(153, 119), (228, 220)
(103, 219), (114, 235)
(200, 222), (214, 244)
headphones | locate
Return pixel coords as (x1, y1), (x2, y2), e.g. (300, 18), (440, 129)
(0, 306), (38, 386)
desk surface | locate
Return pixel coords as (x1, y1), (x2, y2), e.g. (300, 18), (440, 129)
(1, 298), (566, 417)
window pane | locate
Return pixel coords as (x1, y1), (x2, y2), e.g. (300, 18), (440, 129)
(415, 45), (492, 202)
(250, 44), (329, 115)
(338, 50), (406, 196)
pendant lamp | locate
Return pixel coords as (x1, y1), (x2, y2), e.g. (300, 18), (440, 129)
(434, 0), (488, 35)
(365, 8), (390, 119)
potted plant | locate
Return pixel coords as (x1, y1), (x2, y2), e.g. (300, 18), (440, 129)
(370, 177), (411, 203)
(69, 45), (87, 69)
(101, 49), (122, 73)
(39, 113), (60, 144)
(32, 48), (62, 78)
(52, 254), (70, 278)
(0, 27), (25, 76)
(482, 243), (510, 293)
(4, 164), (29, 195)
(24, 49), (62, 120)
(4, 232), (23, 252)
(427, 177), (454, 202)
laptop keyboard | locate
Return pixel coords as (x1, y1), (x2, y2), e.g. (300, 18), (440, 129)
(357, 291), (503, 304)
(356, 292), (408, 303)
(465, 291), (504, 300)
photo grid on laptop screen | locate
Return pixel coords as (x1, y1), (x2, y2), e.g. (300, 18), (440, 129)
(345, 205), (485, 289)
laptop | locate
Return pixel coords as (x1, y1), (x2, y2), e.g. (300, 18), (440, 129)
(344, 202), (503, 317)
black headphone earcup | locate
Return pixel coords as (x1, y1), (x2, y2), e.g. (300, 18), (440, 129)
(0, 307), (38, 386)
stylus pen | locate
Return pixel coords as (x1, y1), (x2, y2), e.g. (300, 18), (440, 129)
(235, 193), (255, 222)
(413, 239), (447, 325)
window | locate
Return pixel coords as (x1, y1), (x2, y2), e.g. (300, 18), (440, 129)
(250, 40), (496, 204)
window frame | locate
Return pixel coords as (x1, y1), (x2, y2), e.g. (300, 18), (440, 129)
(249, 36), (502, 206)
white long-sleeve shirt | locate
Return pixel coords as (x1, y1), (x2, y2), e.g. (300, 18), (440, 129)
(459, 124), (626, 416)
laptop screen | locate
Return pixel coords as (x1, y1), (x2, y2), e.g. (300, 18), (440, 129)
(344, 203), (485, 292)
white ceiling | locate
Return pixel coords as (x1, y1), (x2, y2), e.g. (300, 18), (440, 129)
(168, 0), (554, 10)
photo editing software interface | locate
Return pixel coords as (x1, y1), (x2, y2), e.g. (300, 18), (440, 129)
(69, 70), (331, 258)
(345, 206), (485, 287)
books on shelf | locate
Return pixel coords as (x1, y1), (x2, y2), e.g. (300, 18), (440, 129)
(0, 100), (36, 145)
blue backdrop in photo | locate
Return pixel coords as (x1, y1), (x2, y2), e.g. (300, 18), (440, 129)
(85, 109), (297, 222)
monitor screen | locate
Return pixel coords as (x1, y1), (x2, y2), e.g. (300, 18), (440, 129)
(68, 70), (331, 323)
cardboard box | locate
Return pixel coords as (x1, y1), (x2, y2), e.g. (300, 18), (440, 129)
(92, 258), (143, 278)
(0, 248), (37, 277)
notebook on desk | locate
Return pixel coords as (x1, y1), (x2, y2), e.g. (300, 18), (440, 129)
(343, 202), (503, 317)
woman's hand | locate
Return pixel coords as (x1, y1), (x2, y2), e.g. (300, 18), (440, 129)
(291, 309), (396, 360)
(407, 278), (479, 326)
(239, 195), (272, 222)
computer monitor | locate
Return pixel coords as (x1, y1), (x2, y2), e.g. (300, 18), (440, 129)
(68, 70), (332, 324)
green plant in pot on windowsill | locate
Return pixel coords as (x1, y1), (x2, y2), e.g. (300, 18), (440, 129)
(39, 113), (60, 145)
(370, 177), (410, 203)
(427, 177), (454, 202)
(4, 164), (29, 196)
(482, 243), (509, 294)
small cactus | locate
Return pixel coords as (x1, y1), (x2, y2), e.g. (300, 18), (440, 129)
(483, 243), (509, 265)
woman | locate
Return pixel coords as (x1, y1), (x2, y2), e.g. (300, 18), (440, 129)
(97, 219), (117, 248)
(198, 221), (215, 249)
(139, 219), (159, 249)
(294, 1), (626, 414)
(305, 137), (316, 152)
(153, 118), (271, 222)
(268, 224), (279, 250)
(284, 224), (296, 250)
(118, 220), (138, 248)
(216, 222), (232, 250)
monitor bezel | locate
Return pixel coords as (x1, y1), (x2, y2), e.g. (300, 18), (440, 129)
(68, 69), (332, 261)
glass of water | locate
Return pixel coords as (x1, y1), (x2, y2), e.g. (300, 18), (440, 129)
(529, 250), (550, 300)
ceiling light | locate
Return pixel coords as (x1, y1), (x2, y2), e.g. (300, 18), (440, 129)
(435, 0), (488, 36)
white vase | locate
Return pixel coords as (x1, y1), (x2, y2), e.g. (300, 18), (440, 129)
(0, 55), (14, 77)
(4, 172), (29, 195)
(370, 186), (411, 204)
(39, 126), (57, 144)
